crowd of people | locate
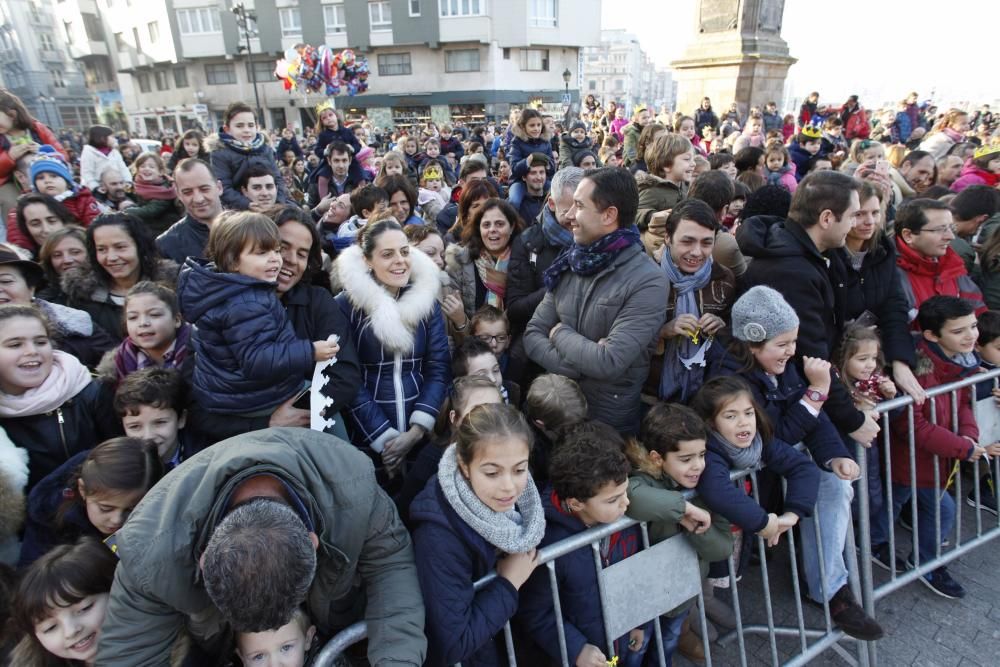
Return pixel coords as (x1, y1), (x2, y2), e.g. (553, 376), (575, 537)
(0, 82), (998, 667)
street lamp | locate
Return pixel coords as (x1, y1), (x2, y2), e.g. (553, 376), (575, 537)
(562, 68), (572, 124)
(232, 3), (262, 123)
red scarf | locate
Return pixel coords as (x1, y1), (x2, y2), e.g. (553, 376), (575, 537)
(133, 175), (177, 201)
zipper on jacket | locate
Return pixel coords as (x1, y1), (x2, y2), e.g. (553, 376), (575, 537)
(56, 407), (68, 459)
(393, 353), (406, 433)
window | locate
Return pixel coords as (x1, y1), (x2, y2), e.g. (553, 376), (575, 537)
(114, 32), (126, 51)
(173, 67), (188, 88)
(588, 80), (596, 90)
(63, 21), (74, 44)
(82, 13), (104, 41)
(278, 8), (301, 37)
(246, 60), (274, 82)
(147, 21), (159, 43)
(176, 7), (221, 35)
(136, 72), (150, 93)
(439, 0), (484, 17)
(154, 70), (169, 90)
(204, 63), (236, 85)
(323, 3), (346, 33)
(446, 49), (479, 72)
(529, 0), (556, 27)
(520, 48), (548, 71)
(39, 33), (55, 50)
(377, 53), (411, 76)
(49, 70), (66, 88)
(409, 0), (421, 16)
(133, 27), (142, 53)
(369, 1), (391, 29)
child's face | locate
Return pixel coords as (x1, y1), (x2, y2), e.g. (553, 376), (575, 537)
(237, 619), (316, 667)
(320, 109), (338, 130)
(604, 153), (621, 168)
(226, 111), (258, 143)
(751, 327), (798, 376)
(804, 140), (821, 155)
(137, 159), (160, 181)
(236, 242), (282, 283)
(34, 594), (109, 663)
(34, 171), (69, 196)
(862, 145), (884, 163)
(183, 138), (201, 155)
(828, 125), (842, 137)
(977, 336), (1000, 366)
(713, 393), (757, 448)
(729, 197), (745, 215)
(845, 340), (879, 383)
(122, 404), (185, 463)
(750, 120), (762, 134)
(667, 150), (695, 183)
(125, 293), (181, 356)
(385, 160), (404, 176)
(78, 481), (146, 535)
(465, 352), (503, 391)
(679, 120), (695, 140)
(925, 314), (978, 358)
(412, 234), (445, 270)
(525, 117), (543, 139)
(989, 157), (1000, 174)
(404, 139), (416, 155)
(567, 479), (630, 527)
(458, 438), (530, 513)
(0, 316), (52, 395)
(765, 152), (785, 172)
(719, 161), (737, 179)
(424, 177), (442, 192)
(424, 142), (440, 158)
(474, 318), (510, 356)
(571, 128), (587, 142)
(660, 438), (707, 489)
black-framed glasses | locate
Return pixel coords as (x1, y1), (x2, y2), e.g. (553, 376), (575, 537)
(475, 334), (510, 345)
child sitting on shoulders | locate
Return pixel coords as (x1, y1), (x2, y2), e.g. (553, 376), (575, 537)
(177, 212), (339, 444)
(233, 607), (319, 667)
(519, 421), (652, 667)
(624, 402), (734, 661)
(507, 109), (554, 210)
(417, 163), (450, 224)
(115, 367), (193, 471)
(129, 152), (182, 236)
(209, 102), (290, 211)
(416, 136), (456, 186)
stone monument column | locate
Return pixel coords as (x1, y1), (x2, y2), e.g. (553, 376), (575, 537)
(670, 0), (796, 120)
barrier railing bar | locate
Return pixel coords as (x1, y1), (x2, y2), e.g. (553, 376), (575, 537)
(749, 470), (780, 667)
(639, 523), (669, 667)
(854, 441), (878, 667)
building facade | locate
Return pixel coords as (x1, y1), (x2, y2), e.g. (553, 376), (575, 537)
(0, 0), (97, 130)
(582, 28), (670, 113)
(58, 0), (601, 136)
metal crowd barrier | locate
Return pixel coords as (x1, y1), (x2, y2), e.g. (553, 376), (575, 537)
(315, 368), (1000, 667)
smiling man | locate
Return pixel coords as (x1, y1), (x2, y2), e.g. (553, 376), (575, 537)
(238, 164), (279, 212)
(524, 167), (666, 434)
(156, 158), (224, 264)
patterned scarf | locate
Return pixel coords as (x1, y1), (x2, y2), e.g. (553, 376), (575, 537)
(659, 254), (714, 401)
(711, 430), (764, 471)
(218, 130), (267, 155)
(474, 247), (510, 308)
(541, 206), (574, 249)
(133, 176), (177, 201)
(437, 444), (545, 554)
(113, 323), (192, 382)
(543, 225), (641, 290)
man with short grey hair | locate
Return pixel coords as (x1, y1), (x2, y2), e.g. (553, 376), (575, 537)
(94, 165), (137, 212)
(98, 427), (426, 665)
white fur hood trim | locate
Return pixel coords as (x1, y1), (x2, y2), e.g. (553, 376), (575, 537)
(337, 244), (441, 354)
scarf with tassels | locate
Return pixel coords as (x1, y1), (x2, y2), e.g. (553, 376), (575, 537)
(218, 130), (267, 155)
(543, 225), (641, 290)
(475, 247), (510, 308)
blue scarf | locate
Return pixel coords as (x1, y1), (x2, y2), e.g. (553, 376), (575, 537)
(659, 254), (714, 401)
(540, 206), (574, 249)
(543, 225), (641, 290)
(218, 130), (267, 155)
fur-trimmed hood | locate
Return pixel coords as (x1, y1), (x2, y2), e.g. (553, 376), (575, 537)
(634, 170), (682, 192)
(61, 258), (179, 303)
(0, 425), (29, 538)
(511, 121), (553, 143)
(336, 243), (441, 353)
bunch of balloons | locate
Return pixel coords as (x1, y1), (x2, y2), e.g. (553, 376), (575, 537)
(274, 45), (370, 96)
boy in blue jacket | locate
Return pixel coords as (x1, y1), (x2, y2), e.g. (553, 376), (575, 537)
(518, 421), (652, 667)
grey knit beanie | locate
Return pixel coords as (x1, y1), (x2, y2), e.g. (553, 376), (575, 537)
(731, 285), (800, 342)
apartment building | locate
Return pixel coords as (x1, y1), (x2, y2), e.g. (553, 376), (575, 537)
(582, 28), (672, 112)
(58, 0), (601, 136)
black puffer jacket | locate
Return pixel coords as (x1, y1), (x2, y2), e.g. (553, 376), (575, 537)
(506, 209), (568, 334)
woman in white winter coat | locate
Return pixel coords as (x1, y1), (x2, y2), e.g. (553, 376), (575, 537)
(79, 125), (133, 191)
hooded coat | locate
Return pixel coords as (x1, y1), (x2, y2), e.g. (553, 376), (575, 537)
(177, 257), (314, 415)
(635, 171), (685, 230)
(96, 427), (426, 666)
(335, 245), (451, 453)
(950, 161), (1000, 193)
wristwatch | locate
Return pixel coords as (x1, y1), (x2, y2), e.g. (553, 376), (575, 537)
(804, 388), (828, 402)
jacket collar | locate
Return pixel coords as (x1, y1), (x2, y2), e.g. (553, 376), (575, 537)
(895, 234), (966, 278)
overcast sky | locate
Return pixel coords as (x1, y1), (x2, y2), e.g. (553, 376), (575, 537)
(601, 0), (1000, 109)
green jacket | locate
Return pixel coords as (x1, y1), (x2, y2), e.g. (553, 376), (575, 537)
(622, 122), (643, 168)
(635, 171), (686, 230)
(97, 428), (426, 666)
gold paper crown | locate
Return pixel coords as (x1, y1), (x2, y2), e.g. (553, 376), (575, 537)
(800, 125), (822, 140)
(974, 143), (1000, 160)
(633, 104), (648, 115)
(315, 99), (335, 114)
(422, 164), (444, 181)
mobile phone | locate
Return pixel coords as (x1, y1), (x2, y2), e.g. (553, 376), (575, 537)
(291, 386), (311, 410)
(874, 159), (889, 176)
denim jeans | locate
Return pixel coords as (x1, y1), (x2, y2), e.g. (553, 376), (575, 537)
(657, 610), (688, 667)
(860, 443), (891, 549)
(799, 471), (853, 603)
(507, 181), (526, 208)
(619, 621), (653, 667)
(889, 484), (956, 564)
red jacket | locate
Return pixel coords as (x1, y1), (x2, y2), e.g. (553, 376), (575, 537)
(5, 187), (102, 252)
(842, 106), (870, 140)
(895, 235), (987, 328)
(0, 121), (66, 186)
(890, 339), (978, 487)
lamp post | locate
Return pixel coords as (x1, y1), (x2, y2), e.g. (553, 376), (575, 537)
(232, 3), (262, 123)
(562, 67), (572, 125)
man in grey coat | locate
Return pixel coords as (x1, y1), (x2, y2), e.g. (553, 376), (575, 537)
(524, 167), (667, 433)
(97, 427), (426, 666)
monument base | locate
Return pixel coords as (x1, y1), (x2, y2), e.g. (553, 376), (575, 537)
(672, 53), (796, 119)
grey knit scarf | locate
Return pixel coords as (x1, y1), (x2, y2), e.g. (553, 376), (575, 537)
(437, 444), (545, 554)
(711, 430), (764, 471)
